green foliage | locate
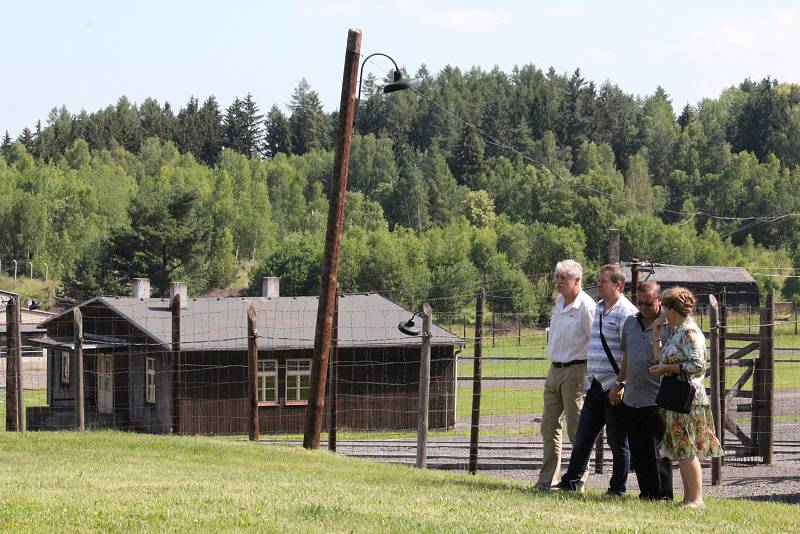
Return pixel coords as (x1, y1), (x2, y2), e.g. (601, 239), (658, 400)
(6, 69), (800, 317)
(248, 232), (323, 296)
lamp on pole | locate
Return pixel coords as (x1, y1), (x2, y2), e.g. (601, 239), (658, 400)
(303, 29), (420, 449)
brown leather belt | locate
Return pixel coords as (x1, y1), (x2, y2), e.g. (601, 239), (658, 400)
(551, 360), (586, 368)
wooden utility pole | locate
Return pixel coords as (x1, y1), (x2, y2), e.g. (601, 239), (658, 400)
(171, 293), (182, 434)
(468, 288), (485, 474)
(5, 295), (23, 431)
(709, 295), (721, 485)
(630, 258), (640, 304)
(304, 29), (362, 450)
(416, 303), (433, 468)
(247, 306), (259, 441)
(74, 307), (85, 431)
(607, 229), (620, 265)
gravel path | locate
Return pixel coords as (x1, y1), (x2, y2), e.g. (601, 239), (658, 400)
(328, 420), (800, 504)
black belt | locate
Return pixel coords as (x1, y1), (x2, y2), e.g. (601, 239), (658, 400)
(551, 360), (586, 368)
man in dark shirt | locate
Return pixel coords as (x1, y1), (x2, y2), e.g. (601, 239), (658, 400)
(613, 280), (674, 500)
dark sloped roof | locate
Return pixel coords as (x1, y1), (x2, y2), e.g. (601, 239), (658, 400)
(42, 293), (464, 351)
(621, 264), (756, 285)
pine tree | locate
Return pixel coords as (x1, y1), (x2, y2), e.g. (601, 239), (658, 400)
(17, 128), (35, 153)
(177, 96), (203, 156)
(263, 104), (292, 157)
(677, 103), (695, 131)
(198, 96), (223, 165)
(1, 130), (12, 161)
(141, 97), (177, 142)
(450, 125), (485, 186)
(223, 97), (246, 155)
(240, 93), (264, 158)
(32, 120), (42, 159)
(288, 78), (330, 155)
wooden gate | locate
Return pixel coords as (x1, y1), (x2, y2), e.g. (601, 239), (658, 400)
(710, 290), (774, 464)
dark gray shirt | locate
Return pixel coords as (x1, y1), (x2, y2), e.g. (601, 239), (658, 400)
(620, 311), (671, 408)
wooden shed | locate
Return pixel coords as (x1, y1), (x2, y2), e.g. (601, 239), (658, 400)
(27, 289), (463, 435)
(621, 264), (759, 306)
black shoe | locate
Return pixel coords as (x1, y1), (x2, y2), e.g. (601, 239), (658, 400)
(553, 480), (585, 494)
(605, 489), (626, 498)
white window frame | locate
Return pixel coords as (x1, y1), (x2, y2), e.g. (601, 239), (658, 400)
(285, 359), (312, 405)
(146, 357), (156, 404)
(257, 359), (278, 405)
(61, 351), (70, 384)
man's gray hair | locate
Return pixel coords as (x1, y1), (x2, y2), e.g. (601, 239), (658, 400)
(555, 259), (583, 280)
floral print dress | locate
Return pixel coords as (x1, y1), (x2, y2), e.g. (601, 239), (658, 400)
(658, 319), (723, 460)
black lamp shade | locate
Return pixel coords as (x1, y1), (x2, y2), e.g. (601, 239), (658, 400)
(398, 316), (421, 336)
(383, 70), (421, 94)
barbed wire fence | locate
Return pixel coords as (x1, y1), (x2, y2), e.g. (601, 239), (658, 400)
(3, 278), (800, 494)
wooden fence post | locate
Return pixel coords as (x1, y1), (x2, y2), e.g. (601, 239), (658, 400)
(74, 307), (85, 431)
(718, 291), (727, 439)
(709, 295), (722, 485)
(756, 290), (775, 463)
(247, 306), (259, 442)
(5, 295), (23, 431)
(171, 293), (181, 434)
(469, 288), (485, 475)
(327, 290), (340, 452)
(416, 303), (432, 469)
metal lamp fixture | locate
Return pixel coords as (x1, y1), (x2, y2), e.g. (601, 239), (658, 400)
(398, 312), (422, 336)
(357, 52), (421, 103)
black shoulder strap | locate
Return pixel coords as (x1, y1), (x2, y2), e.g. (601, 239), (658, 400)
(599, 311), (620, 375)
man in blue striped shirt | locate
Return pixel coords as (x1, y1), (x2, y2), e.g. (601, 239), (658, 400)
(555, 264), (637, 495)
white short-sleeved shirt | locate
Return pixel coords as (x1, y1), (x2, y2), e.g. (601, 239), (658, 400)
(586, 295), (638, 391)
(546, 290), (596, 363)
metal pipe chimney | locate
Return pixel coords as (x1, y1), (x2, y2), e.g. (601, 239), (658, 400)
(261, 277), (280, 299)
(132, 278), (151, 299)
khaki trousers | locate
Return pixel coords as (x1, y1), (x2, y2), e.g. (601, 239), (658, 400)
(537, 362), (586, 488)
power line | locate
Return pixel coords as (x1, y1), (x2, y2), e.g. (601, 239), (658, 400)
(362, 54), (800, 226)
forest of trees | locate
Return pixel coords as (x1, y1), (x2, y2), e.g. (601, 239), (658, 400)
(2, 65), (800, 320)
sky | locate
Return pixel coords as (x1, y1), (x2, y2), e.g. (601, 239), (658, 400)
(2, 0), (800, 138)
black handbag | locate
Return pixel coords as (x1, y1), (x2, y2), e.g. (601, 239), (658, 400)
(656, 367), (694, 414)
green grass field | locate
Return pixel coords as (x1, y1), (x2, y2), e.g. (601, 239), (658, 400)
(1, 431), (798, 532)
(0, 388), (47, 424)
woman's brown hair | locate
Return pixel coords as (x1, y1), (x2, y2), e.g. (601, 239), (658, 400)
(661, 286), (696, 317)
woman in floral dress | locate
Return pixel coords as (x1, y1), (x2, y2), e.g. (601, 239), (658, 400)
(650, 287), (722, 509)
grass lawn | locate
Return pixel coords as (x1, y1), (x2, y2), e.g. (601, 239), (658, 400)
(456, 386), (543, 418)
(1, 431), (799, 533)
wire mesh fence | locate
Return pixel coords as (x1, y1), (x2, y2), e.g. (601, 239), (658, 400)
(3, 287), (800, 489)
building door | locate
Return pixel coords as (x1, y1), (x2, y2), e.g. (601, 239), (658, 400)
(97, 354), (114, 413)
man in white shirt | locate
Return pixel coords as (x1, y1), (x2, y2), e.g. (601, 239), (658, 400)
(536, 260), (596, 490)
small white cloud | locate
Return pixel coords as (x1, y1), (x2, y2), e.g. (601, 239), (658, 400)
(584, 47), (619, 61)
(543, 5), (583, 17)
(422, 9), (512, 33)
(656, 8), (800, 60)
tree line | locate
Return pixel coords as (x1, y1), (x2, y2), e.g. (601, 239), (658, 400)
(2, 66), (800, 318)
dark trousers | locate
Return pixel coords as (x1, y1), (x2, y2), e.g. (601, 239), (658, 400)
(560, 379), (630, 493)
(624, 404), (673, 500)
